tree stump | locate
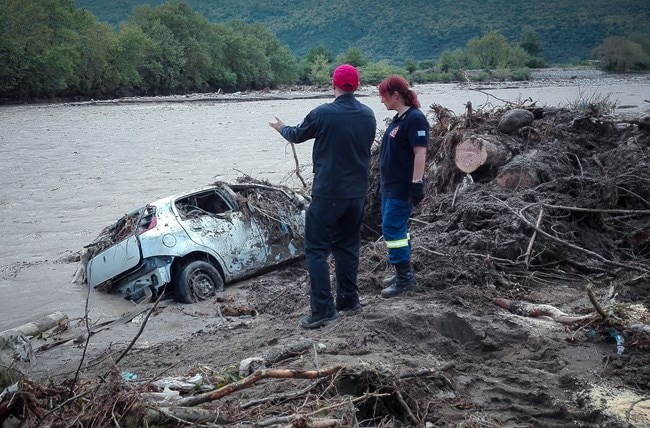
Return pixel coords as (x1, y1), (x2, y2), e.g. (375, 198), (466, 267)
(495, 149), (544, 189)
(454, 135), (510, 173)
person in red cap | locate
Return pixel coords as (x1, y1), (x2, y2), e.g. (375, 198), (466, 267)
(269, 64), (376, 329)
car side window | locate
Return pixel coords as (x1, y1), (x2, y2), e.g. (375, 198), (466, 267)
(177, 191), (232, 218)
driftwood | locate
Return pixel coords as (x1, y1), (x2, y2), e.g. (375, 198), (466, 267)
(177, 366), (342, 407)
(454, 135), (510, 173)
(257, 416), (341, 427)
(0, 312), (68, 349)
(239, 340), (322, 376)
(494, 298), (595, 325)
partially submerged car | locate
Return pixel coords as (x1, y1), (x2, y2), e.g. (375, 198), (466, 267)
(76, 181), (309, 303)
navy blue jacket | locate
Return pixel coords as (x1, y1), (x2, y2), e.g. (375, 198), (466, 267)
(379, 106), (429, 200)
(280, 93), (376, 199)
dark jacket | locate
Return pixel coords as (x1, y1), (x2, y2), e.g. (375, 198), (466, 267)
(379, 106), (429, 200)
(280, 93), (376, 199)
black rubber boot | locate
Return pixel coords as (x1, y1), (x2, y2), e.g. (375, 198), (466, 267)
(381, 262), (417, 298)
(382, 274), (396, 287)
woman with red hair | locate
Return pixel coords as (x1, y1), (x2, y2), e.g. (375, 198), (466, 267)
(377, 75), (429, 298)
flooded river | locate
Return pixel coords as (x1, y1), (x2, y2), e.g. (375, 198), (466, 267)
(1, 72), (648, 331)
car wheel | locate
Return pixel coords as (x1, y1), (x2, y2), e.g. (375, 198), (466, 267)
(174, 261), (224, 303)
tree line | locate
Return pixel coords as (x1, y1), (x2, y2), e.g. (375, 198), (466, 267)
(1, 0), (648, 103)
(0, 0), (299, 101)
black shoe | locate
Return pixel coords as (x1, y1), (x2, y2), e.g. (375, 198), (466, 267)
(336, 302), (362, 316)
(300, 310), (340, 329)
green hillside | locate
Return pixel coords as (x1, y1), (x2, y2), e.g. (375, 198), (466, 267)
(75, 0), (649, 63)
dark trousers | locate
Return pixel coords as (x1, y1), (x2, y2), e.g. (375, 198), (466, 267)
(304, 196), (365, 315)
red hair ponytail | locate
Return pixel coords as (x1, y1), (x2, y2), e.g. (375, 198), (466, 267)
(378, 75), (421, 108)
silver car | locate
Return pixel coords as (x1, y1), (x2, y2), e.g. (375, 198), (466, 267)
(79, 181), (309, 303)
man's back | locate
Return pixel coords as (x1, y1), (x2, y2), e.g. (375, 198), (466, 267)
(309, 93), (376, 199)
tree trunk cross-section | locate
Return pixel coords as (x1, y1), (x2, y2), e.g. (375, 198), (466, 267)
(454, 136), (510, 173)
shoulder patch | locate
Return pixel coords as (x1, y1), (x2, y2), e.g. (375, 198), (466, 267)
(417, 130), (426, 137)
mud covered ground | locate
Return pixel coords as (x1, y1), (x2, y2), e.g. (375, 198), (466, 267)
(2, 81), (650, 427)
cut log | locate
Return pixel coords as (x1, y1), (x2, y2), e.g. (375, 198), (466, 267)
(454, 135), (510, 173)
(495, 149), (544, 190)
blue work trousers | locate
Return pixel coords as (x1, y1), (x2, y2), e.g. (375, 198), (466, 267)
(304, 197), (365, 315)
(381, 197), (413, 265)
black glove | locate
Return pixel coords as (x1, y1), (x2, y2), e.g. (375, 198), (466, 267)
(410, 181), (424, 206)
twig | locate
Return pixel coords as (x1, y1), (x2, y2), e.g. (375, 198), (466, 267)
(111, 401), (120, 427)
(409, 217), (431, 225)
(257, 392), (391, 426)
(542, 204), (650, 215)
(451, 184), (460, 208)
(495, 196), (649, 274)
(114, 287), (166, 365)
(585, 283), (609, 320)
(288, 142), (308, 188)
(177, 366), (342, 407)
(398, 363), (455, 380)
(467, 252), (520, 266)
(524, 205), (544, 267)
(69, 267), (95, 397)
(313, 343), (320, 371)
(240, 380), (321, 409)
(470, 88), (516, 106)
(571, 317), (599, 341)
(393, 381), (418, 425)
(36, 390), (93, 425)
(418, 246), (447, 257)
(615, 185), (650, 208)
(625, 397), (650, 423)
(259, 285), (291, 312)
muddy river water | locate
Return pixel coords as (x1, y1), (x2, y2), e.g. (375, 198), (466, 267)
(1, 72), (648, 331)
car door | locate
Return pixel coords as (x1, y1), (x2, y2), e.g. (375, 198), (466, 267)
(86, 235), (141, 288)
(177, 190), (268, 279)
(86, 208), (145, 288)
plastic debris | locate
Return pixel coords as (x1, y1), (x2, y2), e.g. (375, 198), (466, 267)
(121, 371), (138, 381)
(151, 374), (209, 392)
(141, 386), (181, 404)
(607, 329), (625, 355)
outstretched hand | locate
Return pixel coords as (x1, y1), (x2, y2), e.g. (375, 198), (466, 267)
(268, 116), (285, 132)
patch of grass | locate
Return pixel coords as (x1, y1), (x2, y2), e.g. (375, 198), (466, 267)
(567, 87), (618, 114)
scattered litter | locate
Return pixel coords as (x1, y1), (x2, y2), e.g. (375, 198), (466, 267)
(151, 374), (211, 392)
(607, 329), (625, 355)
(121, 371), (138, 381)
(141, 386), (181, 404)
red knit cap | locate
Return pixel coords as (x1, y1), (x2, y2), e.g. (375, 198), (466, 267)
(333, 64), (359, 91)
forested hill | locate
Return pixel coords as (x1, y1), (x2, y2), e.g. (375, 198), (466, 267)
(75, 0), (648, 63)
